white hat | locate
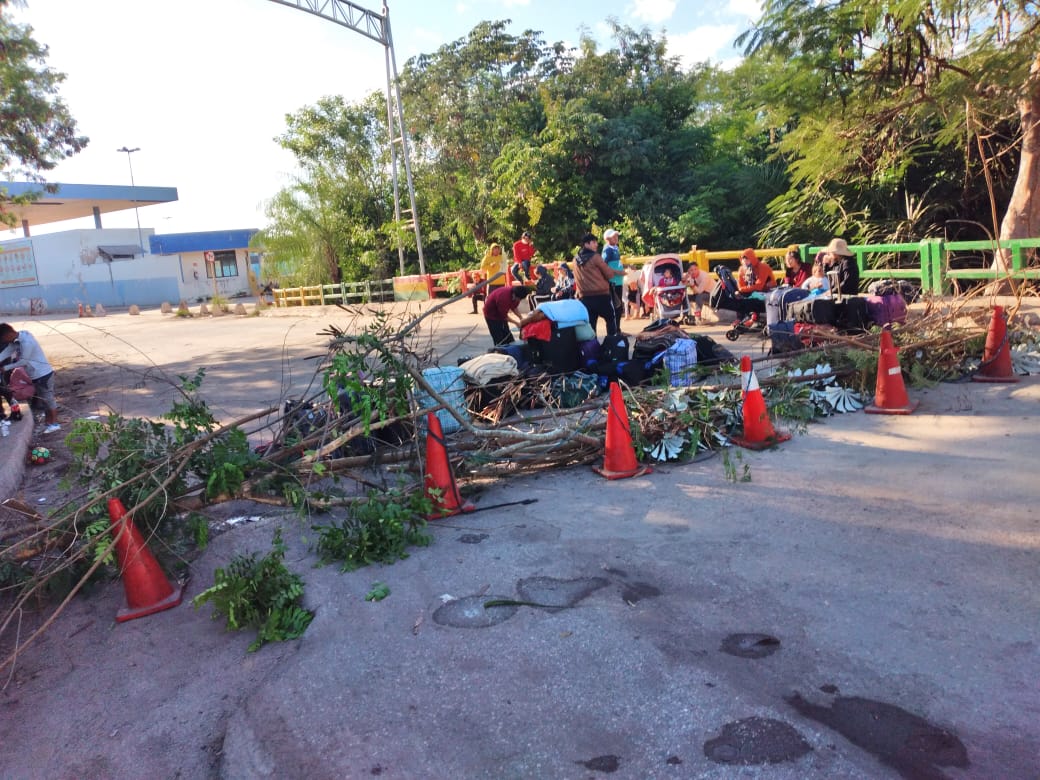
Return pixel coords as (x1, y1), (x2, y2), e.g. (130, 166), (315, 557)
(603, 228), (619, 240)
(825, 237), (854, 256)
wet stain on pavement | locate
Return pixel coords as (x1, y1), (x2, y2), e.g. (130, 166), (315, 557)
(515, 576), (609, 611)
(432, 595), (518, 628)
(576, 754), (619, 772)
(785, 693), (969, 779)
(457, 533), (488, 544)
(720, 633), (781, 658)
(703, 717), (812, 765)
(620, 581), (661, 604)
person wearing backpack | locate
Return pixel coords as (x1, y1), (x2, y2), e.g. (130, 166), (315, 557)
(0, 323), (60, 433)
(572, 232), (624, 337)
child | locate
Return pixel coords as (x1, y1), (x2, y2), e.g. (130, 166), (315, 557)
(801, 262), (831, 296)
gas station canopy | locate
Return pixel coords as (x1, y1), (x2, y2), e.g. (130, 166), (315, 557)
(2, 181), (178, 233)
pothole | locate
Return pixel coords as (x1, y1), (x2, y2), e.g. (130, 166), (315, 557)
(703, 717), (811, 765)
(457, 533), (488, 544)
(515, 576), (609, 611)
(620, 581), (661, 604)
(432, 595), (518, 628)
(785, 693), (969, 778)
(575, 755), (620, 772)
(720, 633), (781, 658)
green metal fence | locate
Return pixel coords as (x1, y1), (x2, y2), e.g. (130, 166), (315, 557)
(803, 238), (1040, 294)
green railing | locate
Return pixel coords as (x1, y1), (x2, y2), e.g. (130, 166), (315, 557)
(801, 238), (1040, 294)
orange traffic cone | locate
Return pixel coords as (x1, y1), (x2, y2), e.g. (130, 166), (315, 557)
(107, 498), (183, 622)
(593, 382), (653, 479)
(423, 412), (475, 518)
(972, 306), (1018, 383)
(729, 356), (791, 450)
(865, 329), (919, 414)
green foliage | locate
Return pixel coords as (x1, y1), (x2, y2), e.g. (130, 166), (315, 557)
(164, 370), (258, 499)
(313, 486), (433, 572)
(66, 414), (180, 535)
(722, 449), (752, 483)
(192, 528), (314, 652)
(322, 313), (414, 432)
(365, 582), (390, 602)
(0, 9), (88, 224)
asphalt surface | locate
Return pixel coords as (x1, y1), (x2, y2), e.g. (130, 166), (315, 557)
(1, 301), (1038, 779)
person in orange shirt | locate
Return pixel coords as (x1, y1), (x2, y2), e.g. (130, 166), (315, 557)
(512, 231), (537, 281)
(734, 248), (775, 315)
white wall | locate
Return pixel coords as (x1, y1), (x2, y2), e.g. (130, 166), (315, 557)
(0, 228), (179, 313)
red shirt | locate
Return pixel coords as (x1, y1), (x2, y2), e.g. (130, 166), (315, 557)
(513, 239), (536, 265)
(484, 285), (521, 321)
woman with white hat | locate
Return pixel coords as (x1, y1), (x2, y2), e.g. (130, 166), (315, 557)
(823, 238), (860, 296)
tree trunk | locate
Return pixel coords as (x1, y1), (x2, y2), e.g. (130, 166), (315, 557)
(994, 51), (1040, 286)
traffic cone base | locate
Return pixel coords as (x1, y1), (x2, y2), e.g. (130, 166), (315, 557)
(973, 306), (1018, 383)
(728, 431), (792, 450)
(423, 412), (475, 518)
(594, 383), (653, 480)
(731, 356), (790, 450)
(116, 584), (183, 623)
(107, 498), (183, 622)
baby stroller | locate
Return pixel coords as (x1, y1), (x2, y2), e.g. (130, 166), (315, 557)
(640, 255), (695, 325)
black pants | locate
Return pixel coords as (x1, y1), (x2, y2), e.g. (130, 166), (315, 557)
(486, 318), (514, 346)
(580, 294), (618, 337)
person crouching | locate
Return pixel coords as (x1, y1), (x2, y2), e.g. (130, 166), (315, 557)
(483, 284), (528, 346)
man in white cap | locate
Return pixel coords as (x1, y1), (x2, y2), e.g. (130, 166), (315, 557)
(602, 229), (624, 331)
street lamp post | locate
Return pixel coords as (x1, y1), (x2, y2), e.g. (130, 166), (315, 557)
(116, 146), (144, 254)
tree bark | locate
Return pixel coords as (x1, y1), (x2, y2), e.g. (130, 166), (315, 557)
(996, 51), (1040, 274)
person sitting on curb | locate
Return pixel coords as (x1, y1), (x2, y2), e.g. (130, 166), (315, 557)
(0, 323), (61, 433)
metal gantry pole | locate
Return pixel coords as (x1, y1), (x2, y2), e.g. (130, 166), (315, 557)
(382, 1), (425, 275)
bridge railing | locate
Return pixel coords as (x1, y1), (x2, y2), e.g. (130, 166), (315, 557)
(269, 238), (1039, 306)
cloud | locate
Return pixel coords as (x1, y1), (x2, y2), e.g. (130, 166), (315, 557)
(630, 0), (677, 25)
(666, 24), (742, 68)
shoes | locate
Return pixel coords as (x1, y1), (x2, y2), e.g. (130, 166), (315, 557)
(43, 423), (62, 434)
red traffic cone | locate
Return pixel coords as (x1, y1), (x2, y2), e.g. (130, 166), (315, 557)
(973, 306), (1018, 383)
(423, 412), (475, 518)
(593, 383), (653, 480)
(730, 356), (791, 450)
(865, 329), (919, 414)
(107, 498), (183, 622)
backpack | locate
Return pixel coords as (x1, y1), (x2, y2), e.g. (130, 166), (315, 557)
(7, 367), (35, 401)
(600, 334), (630, 363)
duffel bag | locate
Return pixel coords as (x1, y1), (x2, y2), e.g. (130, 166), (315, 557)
(865, 294), (908, 326)
(788, 296), (836, 325)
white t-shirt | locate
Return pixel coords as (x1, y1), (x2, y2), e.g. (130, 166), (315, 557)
(0, 330), (53, 380)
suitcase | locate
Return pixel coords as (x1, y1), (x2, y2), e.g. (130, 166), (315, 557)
(528, 323), (579, 374)
(766, 287), (810, 326)
(788, 296), (836, 325)
(835, 296), (870, 331)
(865, 294), (908, 326)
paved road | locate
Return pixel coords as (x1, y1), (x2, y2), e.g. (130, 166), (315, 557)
(1, 301), (1038, 779)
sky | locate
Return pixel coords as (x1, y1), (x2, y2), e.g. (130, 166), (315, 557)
(9, 0), (760, 238)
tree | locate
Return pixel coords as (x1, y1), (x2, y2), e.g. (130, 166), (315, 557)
(739, 0), (1040, 258)
(0, 1), (88, 223)
(256, 95), (398, 283)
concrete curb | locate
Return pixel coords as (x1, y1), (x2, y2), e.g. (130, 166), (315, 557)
(0, 414), (34, 503)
